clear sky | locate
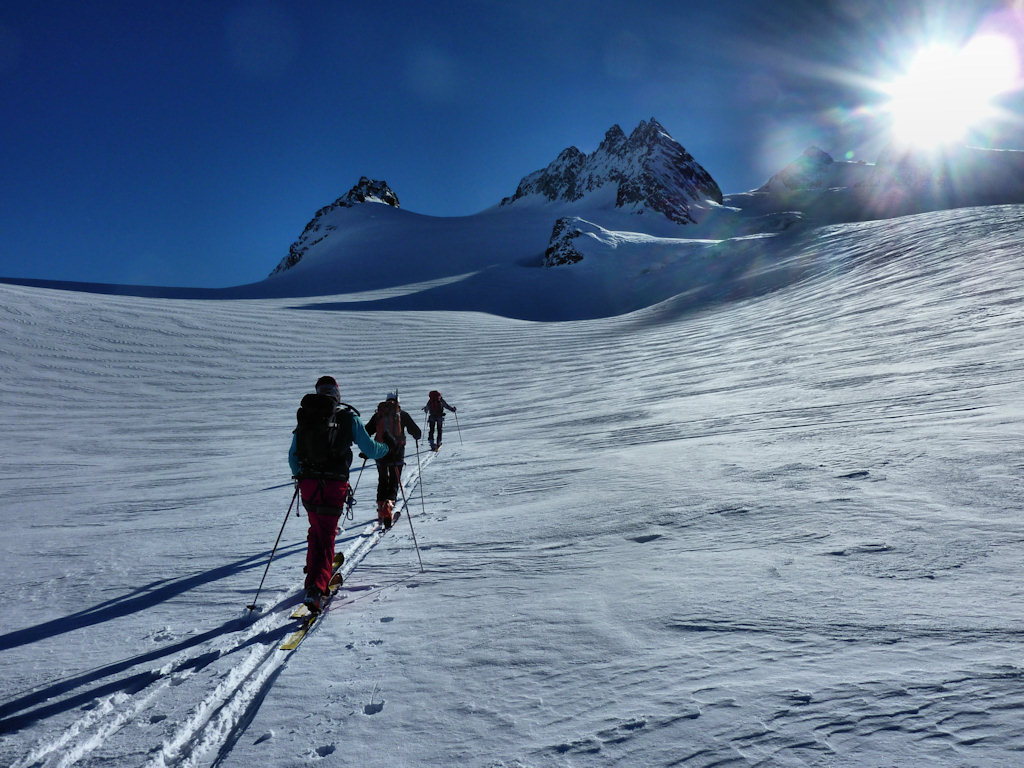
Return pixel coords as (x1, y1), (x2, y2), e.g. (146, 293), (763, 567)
(1, 0), (1020, 287)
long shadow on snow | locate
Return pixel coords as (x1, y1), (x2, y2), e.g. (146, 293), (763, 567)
(0, 517), (407, 731)
(0, 544), (305, 653)
(0, 610), (298, 733)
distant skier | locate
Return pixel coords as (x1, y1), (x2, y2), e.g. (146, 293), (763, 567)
(422, 390), (456, 450)
(366, 391), (422, 529)
(289, 376), (390, 612)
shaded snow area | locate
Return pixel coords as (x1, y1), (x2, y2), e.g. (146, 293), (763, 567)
(2, 206), (1024, 767)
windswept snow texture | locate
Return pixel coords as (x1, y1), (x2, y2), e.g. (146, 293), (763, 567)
(1, 205), (1024, 767)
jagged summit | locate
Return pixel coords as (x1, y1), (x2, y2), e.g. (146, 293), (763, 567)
(271, 177), (399, 276)
(500, 118), (723, 224)
(338, 177), (400, 208)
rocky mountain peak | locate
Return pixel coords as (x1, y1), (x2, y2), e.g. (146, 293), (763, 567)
(500, 118), (722, 225)
(339, 176), (401, 208)
(597, 124), (628, 156)
(627, 117), (666, 147)
(270, 177), (399, 275)
(762, 147), (836, 192)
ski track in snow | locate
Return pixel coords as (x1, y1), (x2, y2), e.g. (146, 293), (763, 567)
(5, 453), (433, 768)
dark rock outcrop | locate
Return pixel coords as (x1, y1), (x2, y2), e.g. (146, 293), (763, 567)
(543, 217), (585, 266)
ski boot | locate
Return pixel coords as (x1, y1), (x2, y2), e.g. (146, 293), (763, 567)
(303, 587), (323, 613)
(377, 499), (394, 529)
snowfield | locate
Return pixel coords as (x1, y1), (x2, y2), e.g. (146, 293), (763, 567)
(1, 204), (1023, 767)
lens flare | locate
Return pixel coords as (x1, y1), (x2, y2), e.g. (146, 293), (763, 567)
(885, 35), (1020, 148)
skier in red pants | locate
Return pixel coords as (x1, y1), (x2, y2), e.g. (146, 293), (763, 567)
(289, 376), (391, 612)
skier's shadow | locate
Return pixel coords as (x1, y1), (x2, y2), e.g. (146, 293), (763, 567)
(0, 546), (308, 733)
(0, 512), (390, 733)
(0, 610), (296, 733)
(0, 543), (305, 654)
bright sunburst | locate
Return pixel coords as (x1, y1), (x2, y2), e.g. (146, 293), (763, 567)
(884, 35), (1019, 148)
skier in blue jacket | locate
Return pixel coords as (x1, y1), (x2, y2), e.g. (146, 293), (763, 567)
(289, 376), (390, 612)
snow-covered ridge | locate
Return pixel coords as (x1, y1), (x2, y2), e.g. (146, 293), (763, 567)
(206, 120), (1024, 294)
(269, 118), (726, 280)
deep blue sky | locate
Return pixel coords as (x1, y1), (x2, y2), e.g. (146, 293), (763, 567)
(1, 1), (1018, 287)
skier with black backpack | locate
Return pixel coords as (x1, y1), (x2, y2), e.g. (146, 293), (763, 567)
(365, 391), (421, 529)
(422, 390), (456, 450)
(288, 376), (391, 612)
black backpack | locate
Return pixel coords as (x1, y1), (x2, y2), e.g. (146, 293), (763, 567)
(294, 393), (355, 480)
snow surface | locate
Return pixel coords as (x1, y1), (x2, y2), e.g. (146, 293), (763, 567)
(2, 203), (1024, 767)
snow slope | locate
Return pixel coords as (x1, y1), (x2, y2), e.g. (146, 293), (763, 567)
(1, 204), (1023, 766)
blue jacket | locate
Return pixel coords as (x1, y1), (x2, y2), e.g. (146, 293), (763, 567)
(289, 410), (389, 477)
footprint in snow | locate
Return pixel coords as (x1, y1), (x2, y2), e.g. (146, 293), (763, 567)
(630, 534), (662, 544)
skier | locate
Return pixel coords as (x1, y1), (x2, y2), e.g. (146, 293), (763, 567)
(289, 376), (391, 612)
(422, 390), (456, 450)
(365, 391), (422, 528)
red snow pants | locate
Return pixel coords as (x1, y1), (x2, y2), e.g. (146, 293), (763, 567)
(298, 479), (349, 594)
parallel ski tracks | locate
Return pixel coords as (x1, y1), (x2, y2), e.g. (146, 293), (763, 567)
(12, 452), (435, 768)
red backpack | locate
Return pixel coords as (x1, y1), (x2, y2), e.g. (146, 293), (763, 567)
(427, 390), (443, 417)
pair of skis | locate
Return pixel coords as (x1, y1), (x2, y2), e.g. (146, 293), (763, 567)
(280, 512), (400, 651)
(279, 551), (344, 651)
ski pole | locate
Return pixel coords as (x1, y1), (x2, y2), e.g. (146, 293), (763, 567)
(346, 456), (368, 523)
(247, 482), (299, 612)
(352, 456), (368, 494)
(454, 410), (463, 445)
(394, 464), (425, 572)
(415, 439), (428, 521)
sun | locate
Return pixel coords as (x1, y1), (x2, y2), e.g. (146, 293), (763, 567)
(884, 35), (1019, 148)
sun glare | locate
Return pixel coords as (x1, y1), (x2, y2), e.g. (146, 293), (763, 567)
(885, 35), (1019, 148)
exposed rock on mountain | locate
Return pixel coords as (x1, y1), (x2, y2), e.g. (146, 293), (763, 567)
(543, 217), (585, 266)
(271, 177), (399, 275)
(502, 118), (723, 225)
(337, 177), (401, 208)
